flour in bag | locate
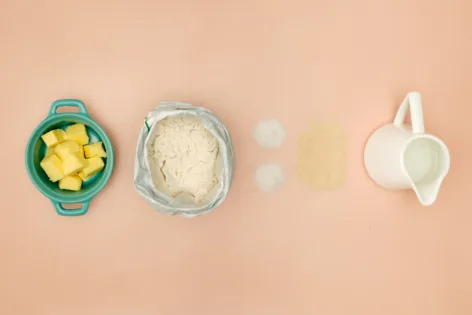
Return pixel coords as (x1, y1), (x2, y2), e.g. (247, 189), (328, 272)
(150, 116), (219, 203)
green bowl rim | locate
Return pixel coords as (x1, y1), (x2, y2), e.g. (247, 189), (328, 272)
(25, 112), (114, 203)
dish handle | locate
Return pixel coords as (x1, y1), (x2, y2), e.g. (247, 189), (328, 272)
(52, 200), (90, 216)
(48, 99), (89, 117)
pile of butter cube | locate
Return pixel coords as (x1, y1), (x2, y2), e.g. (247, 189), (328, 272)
(40, 123), (107, 191)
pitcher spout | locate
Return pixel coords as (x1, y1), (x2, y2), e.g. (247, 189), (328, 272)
(412, 179), (444, 206)
(402, 135), (450, 206)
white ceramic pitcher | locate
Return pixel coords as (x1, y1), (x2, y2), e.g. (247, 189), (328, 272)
(364, 92), (450, 206)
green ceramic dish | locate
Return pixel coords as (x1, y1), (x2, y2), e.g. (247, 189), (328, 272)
(25, 99), (114, 216)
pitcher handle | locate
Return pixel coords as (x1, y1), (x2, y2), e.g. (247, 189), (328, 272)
(394, 92), (425, 134)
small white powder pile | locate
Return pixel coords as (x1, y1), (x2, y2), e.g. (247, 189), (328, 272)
(255, 163), (285, 192)
(151, 116), (219, 203)
(253, 119), (286, 149)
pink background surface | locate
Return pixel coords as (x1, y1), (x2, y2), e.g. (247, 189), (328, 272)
(1, 0), (472, 314)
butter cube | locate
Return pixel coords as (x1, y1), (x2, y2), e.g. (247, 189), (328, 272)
(59, 175), (82, 191)
(79, 156), (104, 180)
(54, 140), (80, 160)
(40, 154), (64, 182)
(63, 153), (86, 176)
(76, 146), (88, 165)
(84, 142), (107, 158)
(45, 147), (55, 157)
(66, 124), (89, 145)
(41, 129), (67, 147)
(78, 145), (85, 158)
(78, 172), (92, 181)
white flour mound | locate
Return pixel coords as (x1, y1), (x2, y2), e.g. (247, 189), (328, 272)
(151, 116), (219, 203)
(255, 163), (285, 192)
(253, 119), (286, 148)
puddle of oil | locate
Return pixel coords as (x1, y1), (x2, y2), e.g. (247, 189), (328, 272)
(297, 123), (347, 190)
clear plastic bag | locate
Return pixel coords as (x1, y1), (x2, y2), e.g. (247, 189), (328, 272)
(134, 101), (234, 218)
